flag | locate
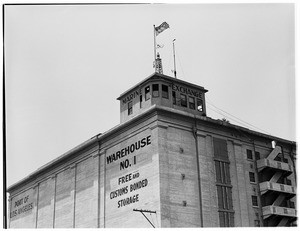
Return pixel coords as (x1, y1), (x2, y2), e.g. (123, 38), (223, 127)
(155, 22), (170, 36)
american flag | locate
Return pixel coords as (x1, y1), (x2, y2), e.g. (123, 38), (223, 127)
(155, 22), (170, 36)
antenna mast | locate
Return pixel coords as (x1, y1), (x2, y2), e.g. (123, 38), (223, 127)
(172, 39), (177, 78)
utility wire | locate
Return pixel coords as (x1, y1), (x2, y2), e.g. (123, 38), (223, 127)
(206, 98), (271, 135)
(168, 39), (269, 136)
(207, 105), (232, 122)
(207, 103), (268, 134)
(207, 105), (267, 136)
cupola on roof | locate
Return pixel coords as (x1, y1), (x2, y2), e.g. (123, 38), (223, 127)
(117, 72), (208, 123)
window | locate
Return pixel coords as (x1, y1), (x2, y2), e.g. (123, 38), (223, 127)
(128, 101), (133, 115)
(249, 172), (256, 183)
(140, 95), (142, 108)
(180, 94), (187, 107)
(286, 179), (292, 186)
(219, 211), (234, 227)
(215, 161), (231, 184)
(145, 86), (150, 101)
(197, 99), (203, 112)
(162, 84), (169, 99)
(252, 195), (258, 206)
(189, 96), (195, 109)
(255, 151), (260, 160)
(152, 84), (159, 97)
(217, 185), (233, 210)
(290, 201), (295, 209)
(172, 91), (176, 104)
(247, 149), (253, 160)
(213, 137), (234, 227)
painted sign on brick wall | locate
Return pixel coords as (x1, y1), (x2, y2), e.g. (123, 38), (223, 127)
(105, 131), (160, 228)
(10, 189), (35, 220)
(9, 187), (37, 228)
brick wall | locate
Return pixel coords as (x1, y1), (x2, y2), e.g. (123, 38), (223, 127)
(74, 156), (98, 228)
(54, 167), (75, 228)
(159, 125), (201, 227)
(37, 177), (55, 228)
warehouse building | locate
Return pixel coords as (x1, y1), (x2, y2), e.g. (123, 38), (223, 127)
(7, 71), (297, 228)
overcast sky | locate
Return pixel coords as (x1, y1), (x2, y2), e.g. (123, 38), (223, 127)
(5, 3), (295, 187)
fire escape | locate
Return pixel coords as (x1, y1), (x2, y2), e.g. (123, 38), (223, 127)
(257, 146), (297, 226)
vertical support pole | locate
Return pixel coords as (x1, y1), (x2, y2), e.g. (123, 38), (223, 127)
(52, 175), (57, 228)
(72, 165), (77, 228)
(104, 151), (107, 228)
(95, 135), (101, 228)
(97, 154), (100, 228)
(8, 197), (11, 228)
(193, 120), (203, 227)
(99, 149), (106, 228)
(35, 183), (40, 228)
(153, 25), (157, 72)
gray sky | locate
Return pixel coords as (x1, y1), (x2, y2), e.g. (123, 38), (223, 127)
(5, 3), (295, 186)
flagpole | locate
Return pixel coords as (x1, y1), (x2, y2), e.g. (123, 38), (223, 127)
(153, 25), (157, 71)
(173, 39), (177, 79)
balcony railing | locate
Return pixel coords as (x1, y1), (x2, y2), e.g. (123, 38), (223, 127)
(262, 205), (297, 218)
(260, 182), (296, 195)
(257, 158), (293, 173)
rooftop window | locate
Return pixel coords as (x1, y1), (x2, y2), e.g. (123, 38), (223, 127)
(145, 86), (150, 101)
(152, 84), (159, 97)
(162, 84), (169, 99)
(180, 94), (187, 107)
(189, 96), (195, 109)
(128, 101), (133, 115)
(172, 91), (176, 105)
